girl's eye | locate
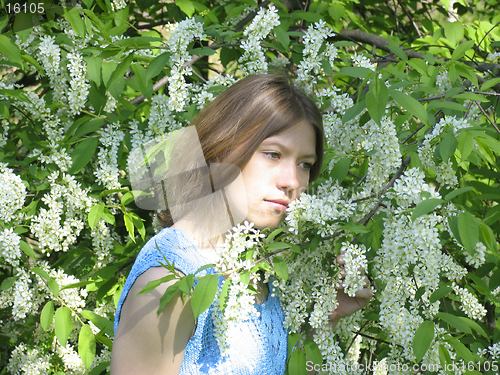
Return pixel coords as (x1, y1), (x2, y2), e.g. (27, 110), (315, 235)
(264, 152), (281, 160)
(300, 162), (313, 170)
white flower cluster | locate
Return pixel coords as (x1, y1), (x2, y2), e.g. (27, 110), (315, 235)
(148, 93), (178, 134)
(316, 86), (352, 113)
(167, 19), (205, 112)
(7, 342), (51, 375)
(339, 242), (367, 297)
(309, 273), (338, 329)
(31, 172), (92, 254)
(0, 118), (9, 148)
(0, 164), (26, 223)
(215, 221), (265, 272)
(15, 88), (72, 171)
(465, 242), (486, 268)
(296, 20), (336, 92)
(94, 122), (124, 190)
(37, 35), (68, 104)
(418, 115), (472, 188)
(54, 344), (85, 374)
(372, 168), (474, 363)
(286, 178), (356, 237)
(66, 50), (90, 116)
(387, 167), (441, 209)
(192, 74), (236, 109)
(487, 52), (500, 61)
(363, 117), (401, 191)
(452, 282), (487, 320)
(478, 342), (500, 360)
(436, 70), (453, 94)
(0, 268), (44, 320)
(211, 221), (266, 354)
(211, 272), (260, 354)
(111, 0), (127, 11)
(0, 228), (22, 267)
(352, 53), (376, 70)
(239, 6), (280, 74)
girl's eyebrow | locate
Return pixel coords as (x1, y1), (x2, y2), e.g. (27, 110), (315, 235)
(260, 140), (317, 160)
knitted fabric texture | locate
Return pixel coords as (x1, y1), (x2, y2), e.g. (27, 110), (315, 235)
(114, 227), (288, 375)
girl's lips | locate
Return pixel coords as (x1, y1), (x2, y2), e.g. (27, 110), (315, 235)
(265, 200), (288, 211)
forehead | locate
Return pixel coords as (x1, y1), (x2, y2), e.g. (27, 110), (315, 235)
(261, 121), (317, 156)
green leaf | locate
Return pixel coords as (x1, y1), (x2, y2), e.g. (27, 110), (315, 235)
(437, 312), (472, 334)
(366, 76), (389, 125)
(291, 10), (322, 22)
(86, 57), (102, 86)
(338, 66), (373, 79)
(146, 52), (171, 81)
(439, 345), (455, 375)
(445, 21), (464, 47)
(338, 221), (370, 234)
(304, 338), (322, 366)
(69, 137), (98, 174)
(107, 54), (134, 89)
(88, 203), (105, 230)
(329, 157), (351, 183)
(288, 349), (307, 375)
(40, 301), (54, 331)
(413, 320), (434, 362)
(158, 283), (181, 314)
(176, 0), (196, 17)
(191, 274), (218, 320)
(0, 277), (15, 291)
(386, 44), (408, 61)
(272, 256), (288, 282)
(48, 278), (60, 297)
(0, 34), (24, 68)
(389, 88), (429, 126)
(457, 130), (474, 162)
(101, 207), (115, 226)
(429, 286), (453, 303)
(64, 7), (86, 38)
(55, 306), (74, 347)
(32, 267), (51, 281)
(137, 275), (176, 296)
(458, 211), (479, 254)
(194, 263), (216, 275)
(275, 26), (290, 49)
(19, 240), (36, 258)
(448, 337), (478, 363)
(78, 324), (96, 369)
(219, 277), (232, 312)
(79, 311), (113, 337)
(445, 186), (473, 201)
(411, 199), (444, 222)
(190, 47), (216, 56)
(480, 77), (500, 91)
(439, 134), (458, 161)
(451, 40), (474, 62)
(124, 213), (135, 240)
(342, 100), (365, 124)
(177, 274), (194, 295)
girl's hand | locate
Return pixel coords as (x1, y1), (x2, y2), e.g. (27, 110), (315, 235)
(328, 253), (372, 324)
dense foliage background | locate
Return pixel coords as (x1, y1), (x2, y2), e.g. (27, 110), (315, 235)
(1, 0), (500, 374)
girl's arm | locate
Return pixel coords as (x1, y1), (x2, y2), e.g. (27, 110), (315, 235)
(110, 267), (195, 375)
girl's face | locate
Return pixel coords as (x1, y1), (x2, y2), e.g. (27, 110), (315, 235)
(238, 120), (317, 230)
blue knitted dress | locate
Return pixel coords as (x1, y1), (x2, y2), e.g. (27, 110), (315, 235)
(114, 227), (288, 375)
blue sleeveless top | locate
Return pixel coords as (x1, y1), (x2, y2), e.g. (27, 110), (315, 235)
(114, 227), (288, 375)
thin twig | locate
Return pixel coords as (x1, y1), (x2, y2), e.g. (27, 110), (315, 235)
(474, 100), (500, 135)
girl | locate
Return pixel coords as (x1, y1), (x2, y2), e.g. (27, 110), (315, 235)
(111, 73), (372, 375)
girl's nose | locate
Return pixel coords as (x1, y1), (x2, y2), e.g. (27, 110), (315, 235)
(276, 161), (300, 192)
